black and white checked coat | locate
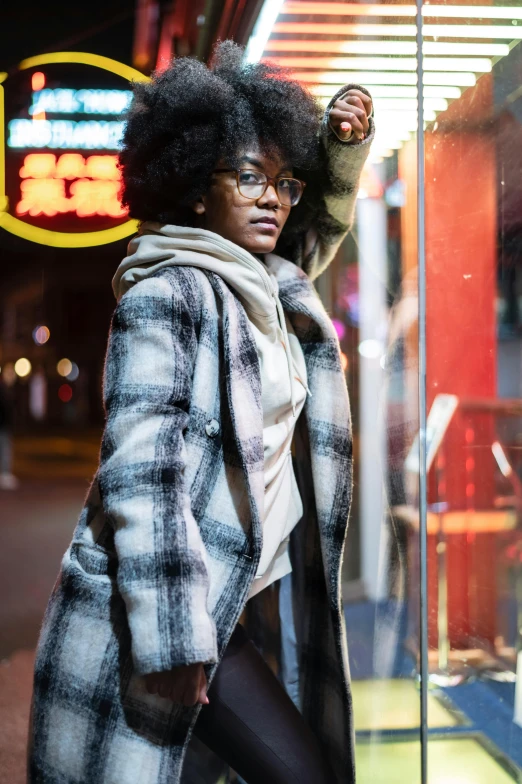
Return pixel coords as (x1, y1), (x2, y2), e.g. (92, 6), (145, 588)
(29, 88), (374, 784)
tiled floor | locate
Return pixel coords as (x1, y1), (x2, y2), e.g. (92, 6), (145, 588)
(353, 678), (517, 783)
(351, 678), (458, 731)
(356, 738), (515, 784)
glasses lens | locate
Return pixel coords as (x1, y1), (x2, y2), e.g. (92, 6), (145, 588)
(237, 170), (266, 199)
(277, 178), (303, 206)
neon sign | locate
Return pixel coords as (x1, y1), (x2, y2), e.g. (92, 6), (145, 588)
(0, 51), (150, 248)
(8, 119), (125, 150)
(29, 89), (132, 115)
(16, 153), (126, 218)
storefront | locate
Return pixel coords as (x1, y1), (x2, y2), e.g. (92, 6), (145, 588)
(253, 2), (522, 781)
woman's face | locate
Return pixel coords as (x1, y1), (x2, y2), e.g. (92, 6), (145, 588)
(192, 147), (293, 255)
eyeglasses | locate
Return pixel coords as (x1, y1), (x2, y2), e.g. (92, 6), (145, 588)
(213, 168), (306, 207)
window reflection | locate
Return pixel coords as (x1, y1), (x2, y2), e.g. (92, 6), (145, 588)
(265, 1), (522, 781)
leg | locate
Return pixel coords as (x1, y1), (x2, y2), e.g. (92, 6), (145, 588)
(193, 624), (334, 784)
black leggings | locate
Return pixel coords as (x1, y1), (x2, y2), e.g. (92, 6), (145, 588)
(192, 623), (334, 784)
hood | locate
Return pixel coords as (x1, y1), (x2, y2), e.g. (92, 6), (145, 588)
(114, 223), (278, 327)
(113, 222), (307, 413)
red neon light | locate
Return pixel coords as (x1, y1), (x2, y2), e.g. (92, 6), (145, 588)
(20, 154), (56, 179)
(69, 179), (126, 218)
(32, 71), (46, 91)
(19, 153), (121, 181)
(56, 154), (87, 180)
(15, 154), (126, 219)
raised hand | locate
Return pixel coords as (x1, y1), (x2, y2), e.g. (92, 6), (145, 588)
(144, 662), (209, 706)
(328, 88), (373, 142)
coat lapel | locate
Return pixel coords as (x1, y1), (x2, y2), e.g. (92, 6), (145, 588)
(206, 273), (265, 562)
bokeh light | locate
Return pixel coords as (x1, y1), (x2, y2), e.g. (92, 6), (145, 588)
(57, 358), (73, 377)
(33, 325), (50, 345)
(14, 358), (32, 377)
(1, 363), (16, 386)
(58, 383), (73, 403)
(66, 362), (79, 382)
(340, 351), (349, 372)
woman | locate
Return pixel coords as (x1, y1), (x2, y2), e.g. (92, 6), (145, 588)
(29, 42), (374, 784)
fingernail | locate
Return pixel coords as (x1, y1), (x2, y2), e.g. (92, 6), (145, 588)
(340, 122), (351, 133)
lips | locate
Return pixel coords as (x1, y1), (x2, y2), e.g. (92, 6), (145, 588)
(252, 216), (279, 228)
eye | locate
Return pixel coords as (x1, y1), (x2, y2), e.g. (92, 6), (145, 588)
(238, 170), (264, 185)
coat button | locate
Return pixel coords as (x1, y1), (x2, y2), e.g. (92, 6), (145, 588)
(205, 419), (220, 438)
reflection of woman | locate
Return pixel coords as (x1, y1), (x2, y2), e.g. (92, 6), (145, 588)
(29, 43), (374, 784)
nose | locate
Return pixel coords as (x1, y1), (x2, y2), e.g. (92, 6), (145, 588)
(257, 182), (280, 208)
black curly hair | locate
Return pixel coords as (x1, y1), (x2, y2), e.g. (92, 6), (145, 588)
(119, 41), (327, 254)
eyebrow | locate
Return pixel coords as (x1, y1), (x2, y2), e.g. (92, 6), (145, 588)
(239, 155), (292, 174)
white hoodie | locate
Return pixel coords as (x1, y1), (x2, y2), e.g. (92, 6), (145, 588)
(112, 223), (310, 599)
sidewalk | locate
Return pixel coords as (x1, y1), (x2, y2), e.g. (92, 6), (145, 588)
(0, 650), (34, 784)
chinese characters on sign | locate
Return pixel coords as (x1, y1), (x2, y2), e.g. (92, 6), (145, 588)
(16, 153), (126, 218)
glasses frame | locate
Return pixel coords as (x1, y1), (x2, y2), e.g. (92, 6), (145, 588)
(213, 168), (307, 207)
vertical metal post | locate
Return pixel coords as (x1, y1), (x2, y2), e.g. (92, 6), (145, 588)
(416, 0), (429, 782)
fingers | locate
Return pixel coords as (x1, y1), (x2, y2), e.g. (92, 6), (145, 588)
(198, 667), (209, 706)
(145, 664), (208, 707)
(330, 88), (373, 142)
(344, 88), (373, 119)
(333, 101), (369, 139)
(182, 666), (201, 707)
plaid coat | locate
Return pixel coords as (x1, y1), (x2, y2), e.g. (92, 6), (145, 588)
(29, 87), (374, 784)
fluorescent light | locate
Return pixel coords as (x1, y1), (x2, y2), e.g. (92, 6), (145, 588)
(310, 84), (461, 100)
(374, 108), (437, 123)
(317, 99), (444, 121)
(373, 98), (448, 111)
(281, 2), (522, 20)
(244, 0), (285, 64)
(295, 71), (477, 87)
(273, 22), (522, 38)
(264, 40), (510, 57)
(425, 24), (522, 39)
(267, 56), (492, 73)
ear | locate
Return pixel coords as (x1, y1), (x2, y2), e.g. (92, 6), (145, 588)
(191, 197), (206, 215)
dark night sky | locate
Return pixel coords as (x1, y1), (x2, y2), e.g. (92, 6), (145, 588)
(1, 0), (136, 73)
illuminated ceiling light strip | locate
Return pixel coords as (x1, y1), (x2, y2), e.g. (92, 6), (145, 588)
(273, 22), (522, 38)
(320, 97), (447, 114)
(18, 51), (149, 82)
(281, 2), (522, 20)
(310, 84), (461, 100)
(264, 40), (510, 57)
(295, 71), (477, 86)
(266, 56), (492, 72)
(244, 0), (285, 63)
(373, 98), (448, 111)
(425, 24), (522, 39)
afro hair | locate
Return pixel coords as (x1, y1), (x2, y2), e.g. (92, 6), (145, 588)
(119, 41), (328, 247)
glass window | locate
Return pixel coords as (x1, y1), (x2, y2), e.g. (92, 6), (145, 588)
(266, 0), (522, 781)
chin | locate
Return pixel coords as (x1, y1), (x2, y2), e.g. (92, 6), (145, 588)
(243, 238), (278, 255)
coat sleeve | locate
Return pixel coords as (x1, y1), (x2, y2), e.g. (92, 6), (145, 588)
(300, 84), (375, 281)
(97, 271), (218, 674)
